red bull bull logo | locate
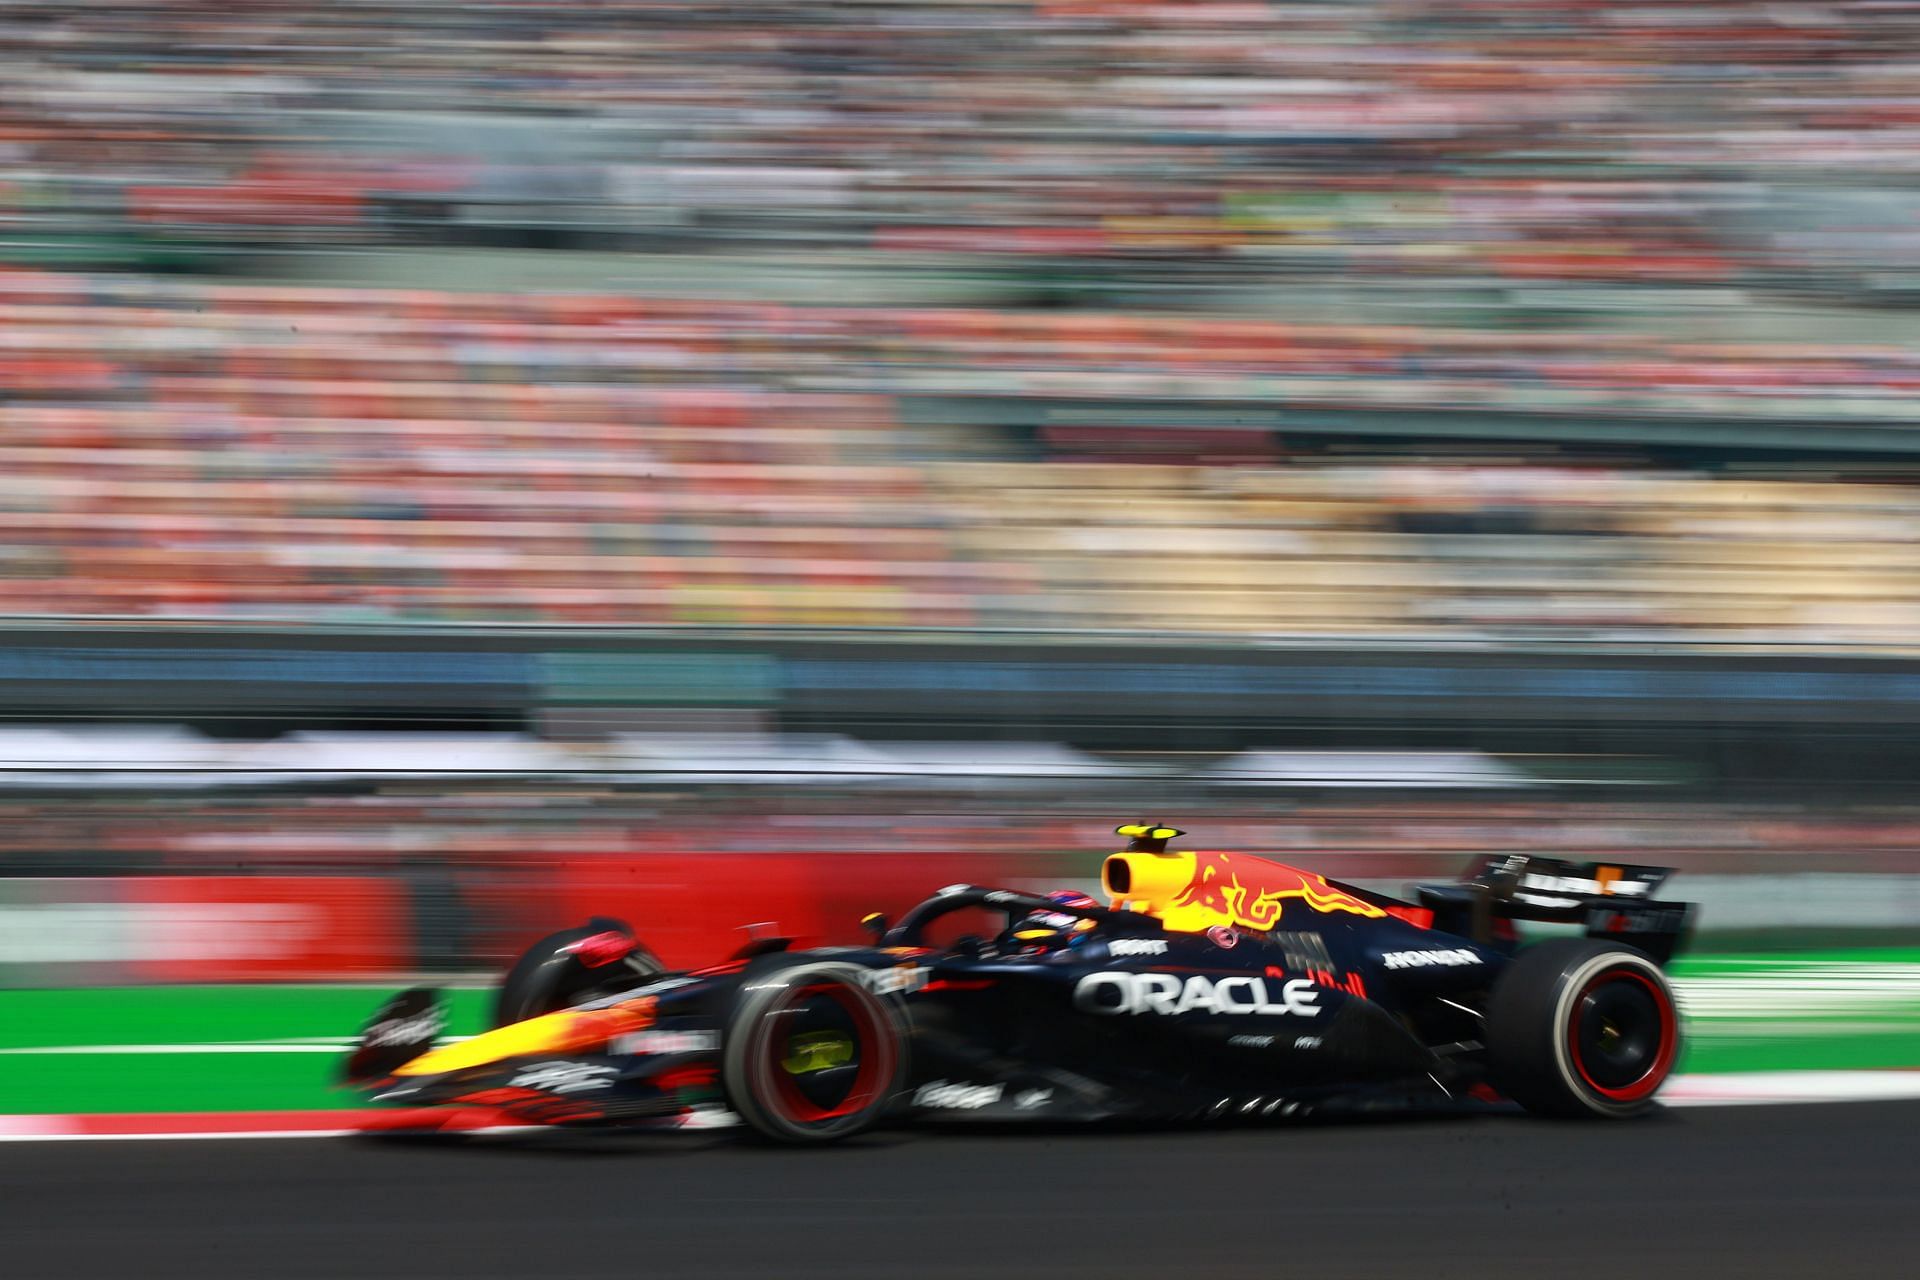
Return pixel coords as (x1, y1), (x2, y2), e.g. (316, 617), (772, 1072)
(1168, 851), (1386, 931)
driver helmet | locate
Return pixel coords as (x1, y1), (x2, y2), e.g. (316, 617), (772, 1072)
(1009, 889), (1100, 953)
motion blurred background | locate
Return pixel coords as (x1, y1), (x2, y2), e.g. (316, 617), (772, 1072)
(0, 0), (1917, 1089)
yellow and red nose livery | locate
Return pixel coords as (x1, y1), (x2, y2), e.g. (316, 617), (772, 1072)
(1105, 848), (1385, 932)
(393, 997), (656, 1077)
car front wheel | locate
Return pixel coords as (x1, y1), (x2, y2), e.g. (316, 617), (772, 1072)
(721, 962), (905, 1144)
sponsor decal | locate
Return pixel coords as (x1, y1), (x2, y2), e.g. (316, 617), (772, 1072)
(610, 1028), (719, 1056)
(0, 876), (410, 982)
(914, 1080), (1004, 1110)
(938, 884), (970, 897)
(1014, 1087), (1053, 1111)
(1380, 948), (1482, 970)
(861, 965), (930, 996)
(1293, 1035), (1322, 1050)
(1074, 972), (1321, 1018)
(1171, 852), (1386, 931)
(508, 1062), (617, 1094)
(1519, 872), (1650, 899)
(364, 1008), (444, 1049)
(1207, 926), (1239, 949)
(0, 903), (318, 965)
(1584, 904), (1688, 933)
(1228, 1034), (1274, 1049)
(984, 890), (1020, 904)
(1107, 938), (1169, 957)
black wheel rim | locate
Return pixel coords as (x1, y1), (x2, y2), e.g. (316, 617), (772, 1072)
(766, 983), (885, 1124)
(1569, 968), (1675, 1101)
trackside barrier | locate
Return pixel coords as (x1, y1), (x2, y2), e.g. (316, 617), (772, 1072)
(0, 876), (411, 985)
(0, 855), (1028, 983)
(465, 852), (1029, 971)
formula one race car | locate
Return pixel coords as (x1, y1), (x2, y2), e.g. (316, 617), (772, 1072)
(342, 824), (1695, 1143)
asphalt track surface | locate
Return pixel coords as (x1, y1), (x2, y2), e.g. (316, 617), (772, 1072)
(1, 1102), (1914, 1280)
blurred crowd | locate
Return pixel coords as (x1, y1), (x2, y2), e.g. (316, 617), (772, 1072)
(1, 4), (1919, 646)
(1, 272), (1919, 642)
(0, 0), (1917, 293)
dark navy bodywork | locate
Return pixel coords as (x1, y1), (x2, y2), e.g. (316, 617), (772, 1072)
(351, 853), (1693, 1130)
(841, 884), (1500, 1122)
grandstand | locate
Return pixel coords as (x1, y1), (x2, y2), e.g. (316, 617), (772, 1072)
(4, 0), (1919, 305)
(0, 274), (1917, 644)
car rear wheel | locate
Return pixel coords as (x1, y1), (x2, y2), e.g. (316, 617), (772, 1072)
(493, 921), (664, 1028)
(1485, 938), (1680, 1118)
(721, 962), (904, 1144)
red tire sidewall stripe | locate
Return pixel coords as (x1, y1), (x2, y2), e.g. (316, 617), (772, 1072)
(765, 982), (892, 1126)
(1566, 965), (1678, 1104)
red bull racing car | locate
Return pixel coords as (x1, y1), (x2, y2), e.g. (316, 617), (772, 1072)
(342, 824), (1694, 1143)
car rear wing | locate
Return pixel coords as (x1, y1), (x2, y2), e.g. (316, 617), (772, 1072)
(1416, 855), (1696, 964)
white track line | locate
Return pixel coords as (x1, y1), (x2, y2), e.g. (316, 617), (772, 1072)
(1661, 1070), (1920, 1107)
(0, 1044), (352, 1055)
(0, 1036), (473, 1056)
(0, 1078), (1910, 1143)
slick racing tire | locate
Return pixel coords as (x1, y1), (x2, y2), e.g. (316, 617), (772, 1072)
(722, 962), (905, 1145)
(1485, 939), (1681, 1119)
(493, 921), (664, 1028)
